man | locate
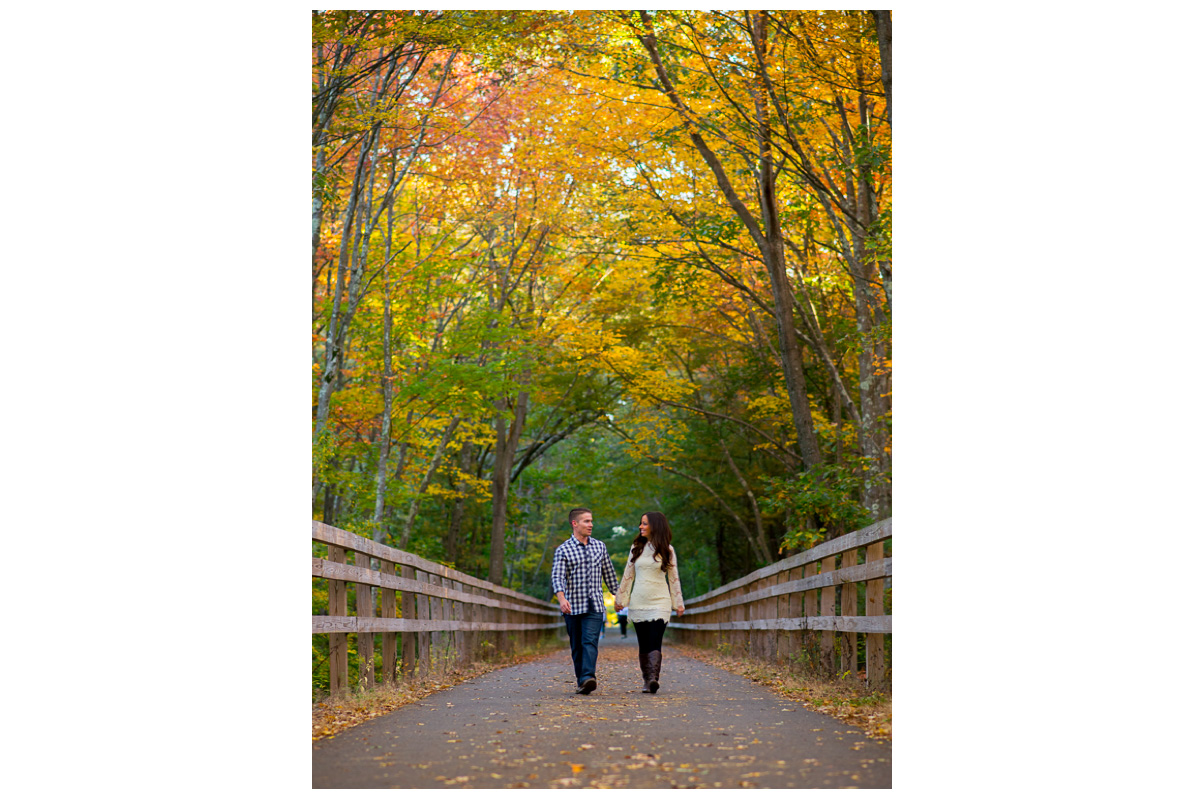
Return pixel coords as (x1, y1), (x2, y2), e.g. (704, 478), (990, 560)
(551, 507), (619, 694)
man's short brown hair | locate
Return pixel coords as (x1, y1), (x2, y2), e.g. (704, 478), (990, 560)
(568, 507), (591, 525)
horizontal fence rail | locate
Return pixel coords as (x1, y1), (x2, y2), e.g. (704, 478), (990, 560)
(312, 521), (560, 696)
(673, 518), (892, 687)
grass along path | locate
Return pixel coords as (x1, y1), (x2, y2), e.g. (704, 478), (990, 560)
(672, 642), (892, 741)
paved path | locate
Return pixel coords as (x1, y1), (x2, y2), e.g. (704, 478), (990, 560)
(312, 634), (891, 788)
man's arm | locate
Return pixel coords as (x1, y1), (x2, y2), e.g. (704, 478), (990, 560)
(554, 590), (571, 614)
(600, 543), (620, 598)
(550, 545), (571, 614)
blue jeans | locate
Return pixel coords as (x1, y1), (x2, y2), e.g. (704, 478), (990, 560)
(562, 608), (605, 685)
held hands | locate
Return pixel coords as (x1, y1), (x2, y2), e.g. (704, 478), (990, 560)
(614, 602), (624, 612)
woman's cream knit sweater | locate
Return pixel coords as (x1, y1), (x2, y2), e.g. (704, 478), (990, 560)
(615, 542), (684, 623)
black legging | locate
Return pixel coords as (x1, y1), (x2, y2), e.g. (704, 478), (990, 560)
(632, 618), (667, 654)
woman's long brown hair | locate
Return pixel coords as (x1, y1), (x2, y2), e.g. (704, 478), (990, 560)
(630, 511), (673, 573)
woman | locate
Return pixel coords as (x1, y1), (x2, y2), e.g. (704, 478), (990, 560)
(614, 511), (685, 693)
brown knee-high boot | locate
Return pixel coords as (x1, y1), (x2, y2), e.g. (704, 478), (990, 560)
(647, 650), (662, 693)
(639, 652), (653, 693)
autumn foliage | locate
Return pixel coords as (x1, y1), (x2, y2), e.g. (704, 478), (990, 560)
(312, 10), (891, 599)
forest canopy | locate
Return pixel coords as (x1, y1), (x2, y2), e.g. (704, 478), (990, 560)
(312, 9), (891, 599)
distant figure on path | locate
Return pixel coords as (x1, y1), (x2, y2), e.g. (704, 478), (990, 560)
(617, 605), (628, 638)
(615, 511), (685, 693)
(551, 507), (620, 694)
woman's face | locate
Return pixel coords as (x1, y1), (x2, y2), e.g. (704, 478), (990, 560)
(639, 515), (650, 536)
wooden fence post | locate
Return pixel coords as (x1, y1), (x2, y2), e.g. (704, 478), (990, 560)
(747, 581), (760, 658)
(434, 575), (448, 676)
(721, 587), (729, 651)
(522, 599), (531, 652)
(416, 571), (431, 677)
(840, 550), (858, 679)
(328, 544), (349, 696)
(381, 558), (397, 684)
(466, 584), (479, 663)
(866, 540), (886, 688)
(758, 576), (772, 660)
(784, 565), (802, 665)
(820, 554), (837, 674)
(803, 561), (820, 667)
(314, 523), (562, 698)
(437, 575), (451, 673)
(401, 565), (416, 679)
(738, 585), (752, 655)
(767, 572), (781, 663)
(354, 550), (374, 689)
(491, 588), (500, 657)
(452, 579), (465, 667)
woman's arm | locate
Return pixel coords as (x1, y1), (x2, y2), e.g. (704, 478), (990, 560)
(615, 550), (635, 609)
(667, 546), (684, 615)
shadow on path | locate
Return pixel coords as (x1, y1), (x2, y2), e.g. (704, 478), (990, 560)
(312, 633), (891, 788)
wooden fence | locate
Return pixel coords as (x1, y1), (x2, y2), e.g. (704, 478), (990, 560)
(672, 518), (892, 687)
(312, 521), (561, 696)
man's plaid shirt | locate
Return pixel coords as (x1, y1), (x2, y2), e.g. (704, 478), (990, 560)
(550, 535), (620, 615)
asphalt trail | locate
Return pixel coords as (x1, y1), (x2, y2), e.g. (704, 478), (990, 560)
(312, 634), (891, 788)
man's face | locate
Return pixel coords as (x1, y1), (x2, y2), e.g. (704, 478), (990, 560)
(573, 512), (594, 537)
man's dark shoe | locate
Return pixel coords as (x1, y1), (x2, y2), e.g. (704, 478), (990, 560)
(576, 678), (597, 694)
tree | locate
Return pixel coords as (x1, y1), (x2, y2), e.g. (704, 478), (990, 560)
(311, 10), (892, 593)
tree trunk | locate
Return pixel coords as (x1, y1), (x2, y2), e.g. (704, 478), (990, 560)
(372, 160), (398, 546)
(322, 480), (337, 525)
(314, 130), (375, 505)
(750, 21), (823, 471)
(871, 10), (892, 125)
(312, 145), (327, 266)
(751, 11), (893, 521)
(312, 45), (448, 508)
(849, 61), (892, 522)
(638, 11), (823, 473)
(488, 379), (530, 584)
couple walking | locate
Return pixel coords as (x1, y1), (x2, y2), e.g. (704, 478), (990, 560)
(551, 507), (685, 695)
